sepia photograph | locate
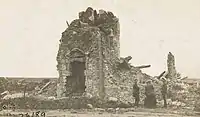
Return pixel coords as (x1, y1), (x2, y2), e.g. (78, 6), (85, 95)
(0, 0), (200, 116)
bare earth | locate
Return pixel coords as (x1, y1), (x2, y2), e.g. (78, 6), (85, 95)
(0, 108), (199, 117)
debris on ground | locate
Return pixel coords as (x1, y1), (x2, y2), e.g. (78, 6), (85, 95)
(2, 93), (28, 100)
(38, 81), (51, 94)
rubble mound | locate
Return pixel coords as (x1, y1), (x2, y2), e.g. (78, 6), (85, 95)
(194, 87), (200, 111)
(0, 96), (132, 110)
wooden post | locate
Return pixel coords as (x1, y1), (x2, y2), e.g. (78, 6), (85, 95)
(66, 20), (70, 27)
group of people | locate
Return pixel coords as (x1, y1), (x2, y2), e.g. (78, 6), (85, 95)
(132, 78), (167, 108)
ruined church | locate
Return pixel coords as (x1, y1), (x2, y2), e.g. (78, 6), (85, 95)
(56, 7), (150, 103)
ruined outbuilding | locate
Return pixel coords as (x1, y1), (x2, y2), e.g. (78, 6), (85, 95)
(56, 7), (150, 103)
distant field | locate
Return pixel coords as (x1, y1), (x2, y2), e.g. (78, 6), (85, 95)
(1, 77), (58, 83)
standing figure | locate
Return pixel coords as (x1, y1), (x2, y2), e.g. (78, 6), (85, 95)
(132, 79), (140, 107)
(144, 80), (157, 108)
(161, 78), (167, 108)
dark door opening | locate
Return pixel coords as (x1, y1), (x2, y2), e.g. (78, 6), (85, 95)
(70, 61), (86, 94)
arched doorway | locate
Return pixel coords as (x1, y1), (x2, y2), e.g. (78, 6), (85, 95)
(65, 48), (86, 96)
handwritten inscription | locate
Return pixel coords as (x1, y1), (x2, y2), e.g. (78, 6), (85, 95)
(19, 111), (46, 117)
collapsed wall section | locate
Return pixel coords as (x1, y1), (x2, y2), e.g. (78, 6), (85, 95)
(102, 55), (150, 103)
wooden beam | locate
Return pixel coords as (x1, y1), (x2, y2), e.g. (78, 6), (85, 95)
(135, 65), (151, 69)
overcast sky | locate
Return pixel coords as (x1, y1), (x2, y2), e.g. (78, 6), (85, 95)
(0, 0), (200, 78)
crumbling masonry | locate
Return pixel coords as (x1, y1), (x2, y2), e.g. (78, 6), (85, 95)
(166, 52), (177, 80)
(56, 7), (150, 103)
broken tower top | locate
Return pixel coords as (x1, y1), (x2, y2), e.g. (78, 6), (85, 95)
(60, 7), (120, 57)
(77, 7), (118, 26)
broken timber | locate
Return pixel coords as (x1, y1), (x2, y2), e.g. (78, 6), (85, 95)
(38, 82), (51, 94)
(135, 65), (151, 69)
(157, 71), (166, 79)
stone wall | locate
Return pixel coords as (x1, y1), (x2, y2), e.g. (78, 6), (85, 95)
(57, 27), (102, 97)
(103, 59), (149, 104)
(56, 7), (121, 98)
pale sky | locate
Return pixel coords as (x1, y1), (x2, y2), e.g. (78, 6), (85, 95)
(0, 0), (200, 78)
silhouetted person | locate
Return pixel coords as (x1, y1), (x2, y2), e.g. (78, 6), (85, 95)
(144, 80), (157, 108)
(132, 79), (140, 107)
(161, 78), (167, 108)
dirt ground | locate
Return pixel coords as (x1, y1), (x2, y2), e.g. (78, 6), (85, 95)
(0, 108), (199, 117)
